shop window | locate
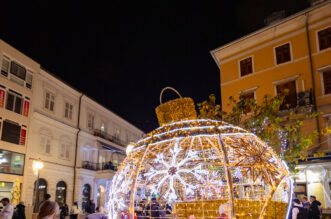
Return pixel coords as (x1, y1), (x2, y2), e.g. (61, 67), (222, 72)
(82, 184), (91, 209)
(276, 80), (297, 110)
(240, 57), (253, 77)
(323, 70), (331, 95)
(275, 43), (291, 65)
(0, 182), (14, 201)
(6, 90), (23, 114)
(1, 120), (21, 144)
(44, 91), (55, 111)
(55, 181), (66, 206)
(0, 149), (24, 175)
(318, 27), (331, 50)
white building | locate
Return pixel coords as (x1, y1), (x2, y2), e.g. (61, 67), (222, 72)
(23, 68), (81, 212)
(75, 96), (144, 210)
(0, 39), (144, 216)
(0, 39), (39, 204)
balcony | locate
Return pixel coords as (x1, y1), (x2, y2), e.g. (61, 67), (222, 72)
(93, 129), (127, 147)
(82, 161), (118, 171)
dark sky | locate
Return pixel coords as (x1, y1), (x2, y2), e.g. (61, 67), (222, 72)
(0, 1), (309, 132)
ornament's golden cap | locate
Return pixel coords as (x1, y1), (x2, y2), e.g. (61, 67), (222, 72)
(155, 87), (197, 126)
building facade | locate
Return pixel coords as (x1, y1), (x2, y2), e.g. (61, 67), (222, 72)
(211, 1), (331, 207)
(75, 95), (144, 210)
(0, 39), (145, 217)
(0, 39), (39, 204)
(23, 68), (81, 213)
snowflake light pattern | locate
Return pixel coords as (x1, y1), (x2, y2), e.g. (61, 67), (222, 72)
(144, 140), (209, 203)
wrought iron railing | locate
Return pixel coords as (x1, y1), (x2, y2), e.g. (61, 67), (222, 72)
(93, 129), (127, 147)
(82, 161), (118, 171)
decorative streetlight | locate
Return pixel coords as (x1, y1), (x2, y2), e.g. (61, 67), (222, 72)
(32, 159), (43, 213)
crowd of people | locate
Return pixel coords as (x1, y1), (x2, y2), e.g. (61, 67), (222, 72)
(0, 194), (108, 219)
(289, 195), (322, 219)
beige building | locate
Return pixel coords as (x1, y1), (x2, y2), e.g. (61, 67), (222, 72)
(0, 39), (39, 204)
(0, 39), (144, 217)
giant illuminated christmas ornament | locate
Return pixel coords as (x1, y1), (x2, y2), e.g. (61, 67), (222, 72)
(108, 88), (292, 219)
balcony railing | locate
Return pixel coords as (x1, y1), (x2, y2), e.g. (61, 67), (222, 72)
(93, 129), (127, 147)
(82, 161), (118, 171)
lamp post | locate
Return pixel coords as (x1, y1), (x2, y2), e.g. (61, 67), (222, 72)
(32, 160), (43, 213)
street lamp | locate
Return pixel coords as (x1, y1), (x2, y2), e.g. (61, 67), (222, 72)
(126, 142), (134, 155)
(32, 160), (43, 213)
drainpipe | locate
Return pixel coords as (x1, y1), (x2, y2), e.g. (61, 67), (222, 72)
(72, 94), (83, 204)
(305, 12), (322, 150)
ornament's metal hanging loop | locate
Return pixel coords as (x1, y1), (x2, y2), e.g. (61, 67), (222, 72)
(160, 87), (182, 104)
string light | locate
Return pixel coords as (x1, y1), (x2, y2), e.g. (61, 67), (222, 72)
(108, 96), (291, 219)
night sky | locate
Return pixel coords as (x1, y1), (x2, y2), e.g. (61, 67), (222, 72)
(0, 1), (308, 132)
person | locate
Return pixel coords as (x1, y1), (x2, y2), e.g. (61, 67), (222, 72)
(292, 199), (307, 219)
(13, 201), (26, 219)
(301, 197), (309, 212)
(165, 203), (172, 216)
(38, 201), (59, 219)
(39, 194), (52, 210)
(86, 207), (106, 219)
(0, 198), (14, 219)
(70, 202), (81, 219)
(60, 203), (69, 219)
(135, 201), (146, 219)
(218, 203), (230, 219)
(308, 195), (321, 219)
(85, 200), (96, 214)
(149, 197), (159, 218)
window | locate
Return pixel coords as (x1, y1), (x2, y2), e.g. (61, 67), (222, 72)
(276, 80), (297, 110)
(114, 128), (120, 139)
(87, 113), (94, 129)
(64, 102), (73, 120)
(1, 120), (21, 144)
(101, 122), (106, 133)
(6, 90), (23, 114)
(323, 70), (331, 95)
(60, 139), (71, 160)
(55, 181), (67, 206)
(44, 91), (55, 111)
(40, 131), (52, 154)
(10, 61), (26, 80)
(240, 57), (253, 77)
(1, 57), (10, 77)
(33, 178), (47, 213)
(0, 149), (25, 175)
(275, 43), (291, 65)
(82, 184), (91, 209)
(26, 71), (33, 89)
(241, 91), (255, 113)
(318, 27), (331, 50)
(294, 183), (307, 200)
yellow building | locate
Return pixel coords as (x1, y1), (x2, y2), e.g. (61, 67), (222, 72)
(211, 1), (331, 207)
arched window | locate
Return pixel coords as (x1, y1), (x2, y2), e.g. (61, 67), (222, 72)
(33, 178), (47, 212)
(55, 181), (67, 206)
(82, 184), (91, 209)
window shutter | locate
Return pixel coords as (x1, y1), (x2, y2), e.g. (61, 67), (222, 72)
(323, 70), (331, 95)
(0, 89), (5, 107)
(20, 129), (26, 145)
(1, 58), (9, 77)
(23, 100), (30, 117)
